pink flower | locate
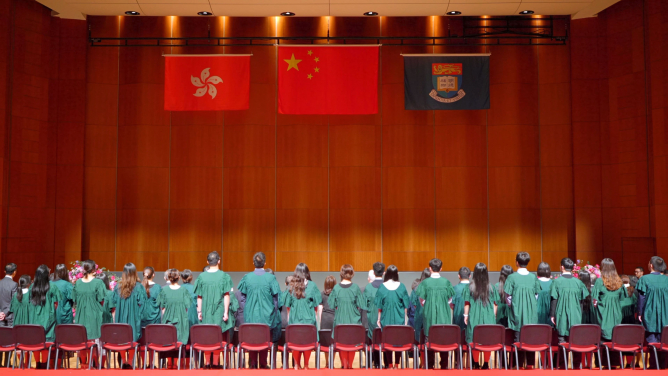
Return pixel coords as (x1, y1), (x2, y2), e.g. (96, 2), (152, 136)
(76, 272), (83, 279)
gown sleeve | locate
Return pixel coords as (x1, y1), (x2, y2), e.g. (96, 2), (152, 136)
(356, 285), (367, 311)
(534, 277), (541, 294)
(184, 288), (193, 310)
(416, 281), (426, 300)
(504, 276), (515, 296)
(193, 276), (202, 296)
(238, 275), (248, 295)
(399, 284), (410, 309)
(96, 281), (106, 303)
(329, 286), (338, 309)
(373, 285), (385, 311)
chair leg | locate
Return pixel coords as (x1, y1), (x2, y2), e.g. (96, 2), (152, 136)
(89, 346), (95, 370)
(379, 345), (382, 370)
(597, 349), (603, 371)
(54, 349), (59, 370)
(316, 345), (320, 370)
(641, 349), (645, 370)
(605, 347), (611, 371)
(46, 346), (52, 370)
(550, 348), (554, 370)
(514, 346), (520, 370)
(177, 346), (182, 370)
(469, 347), (473, 370)
(459, 346), (463, 370)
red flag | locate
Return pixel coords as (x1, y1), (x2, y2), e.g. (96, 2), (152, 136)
(278, 46), (379, 114)
(164, 55), (250, 111)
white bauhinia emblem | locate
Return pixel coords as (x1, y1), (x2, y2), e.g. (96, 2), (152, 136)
(192, 68), (222, 99)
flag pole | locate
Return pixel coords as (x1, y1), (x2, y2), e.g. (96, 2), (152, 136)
(400, 53), (491, 56)
(162, 53), (253, 57)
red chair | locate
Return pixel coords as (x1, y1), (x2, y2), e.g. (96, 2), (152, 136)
(318, 330), (332, 368)
(378, 325), (416, 369)
(468, 324), (506, 370)
(369, 328), (382, 368)
(237, 323), (274, 369)
(53, 324), (98, 370)
(329, 324), (367, 369)
(512, 324), (553, 370)
(648, 325), (668, 370)
(136, 327), (147, 369)
(283, 324), (320, 369)
(14, 325), (53, 369)
(99, 324), (138, 370)
(421, 325), (461, 370)
(189, 324), (230, 369)
(558, 324), (602, 370)
(603, 324), (646, 370)
(143, 324), (184, 370)
(0, 327), (15, 369)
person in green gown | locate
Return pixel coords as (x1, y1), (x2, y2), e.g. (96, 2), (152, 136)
(72, 260), (106, 368)
(504, 252), (540, 368)
(284, 270), (318, 370)
(374, 265), (410, 369)
(408, 268), (430, 367)
(294, 263), (322, 328)
(95, 272), (115, 325)
(329, 264), (366, 369)
(363, 262), (384, 368)
(463, 263), (499, 370)
(416, 258), (455, 370)
(453, 267), (471, 332)
(549, 258), (589, 344)
(280, 275), (292, 330)
(494, 265), (514, 328)
(51, 264), (73, 325)
(578, 272), (596, 325)
(637, 256), (668, 369)
(179, 270), (198, 330)
(536, 262), (553, 326)
(591, 258), (626, 369)
(140, 266), (161, 329)
(194, 252), (233, 368)
(112, 263), (147, 367)
(28, 264), (62, 368)
(157, 269), (192, 345)
(619, 275), (637, 324)
(9, 275), (31, 367)
(237, 252), (278, 369)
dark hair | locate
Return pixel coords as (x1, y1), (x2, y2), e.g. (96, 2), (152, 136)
(16, 274), (31, 303)
(635, 266), (644, 272)
(165, 268), (180, 283)
(340, 264), (354, 280)
(412, 268), (431, 290)
(560, 258), (574, 271)
(429, 258), (443, 272)
(253, 252), (266, 268)
(373, 262), (385, 277)
(142, 267), (154, 298)
(294, 263), (312, 281)
(291, 265), (306, 300)
(620, 275), (634, 298)
(54, 264), (69, 282)
(629, 275), (639, 287)
(323, 276), (336, 296)
(469, 263), (490, 306)
(285, 275), (292, 285)
(384, 265), (399, 282)
(119, 263), (140, 299)
(651, 256), (666, 273)
(96, 271), (111, 290)
(265, 268), (274, 275)
(207, 251), (220, 267)
(498, 265), (514, 298)
(458, 267), (471, 279)
(180, 269), (193, 283)
(31, 264), (50, 306)
(82, 260), (96, 277)
(579, 272), (592, 313)
(537, 262), (551, 278)
(516, 252), (531, 268)
(202, 265), (210, 272)
(5, 263), (17, 275)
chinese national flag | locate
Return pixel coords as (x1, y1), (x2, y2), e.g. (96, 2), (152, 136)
(278, 46), (379, 114)
(164, 55), (250, 111)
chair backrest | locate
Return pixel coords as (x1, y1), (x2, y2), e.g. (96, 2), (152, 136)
(471, 324), (505, 346)
(519, 324), (552, 346)
(569, 324), (601, 347)
(190, 325), (223, 346)
(138, 327), (147, 347)
(504, 328), (515, 346)
(426, 325), (460, 346)
(611, 324), (645, 347)
(101, 324), (134, 345)
(333, 324), (366, 346)
(285, 324), (317, 346)
(0, 327), (14, 347)
(372, 327), (382, 345)
(144, 324), (178, 346)
(55, 324), (88, 345)
(318, 330), (332, 348)
(238, 323), (271, 345)
(381, 325), (414, 346)
(14, 325), (45, 346)
(662, 326), (668, 346)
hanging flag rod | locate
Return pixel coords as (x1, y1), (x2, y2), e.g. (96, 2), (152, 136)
(401, 53), (492, 56)
(162, 53), (252, 57)
(273, 44), (381, 47)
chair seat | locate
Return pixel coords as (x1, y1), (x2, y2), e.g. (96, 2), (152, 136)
(192, 344), (226, 352)
(469, 344), (503, 352)
(602, 342), (642, 352)
(286, 343), (317, 352)
(103, 343), (138, 351)
(147, 342), (183, 352)
(58, 340), (97, 351)
(560, 343), (598, 353)
(333, 344), (364, 352)
(514, 343), (550, 352)
(648, 343), (666, 351)
(239, 342), (271, 351)
(18, 343), (52, 351)
(426, 343), (459, 352)
(382, 344), (412, 352)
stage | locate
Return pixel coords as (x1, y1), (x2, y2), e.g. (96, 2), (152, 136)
(0, 370), (663, 374)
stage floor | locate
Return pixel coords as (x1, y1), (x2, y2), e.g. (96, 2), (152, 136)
(1, 370), (665, 374)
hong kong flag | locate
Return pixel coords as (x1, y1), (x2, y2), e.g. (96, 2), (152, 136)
(278, 46), (379, 114)
(164, 55), (250, 111)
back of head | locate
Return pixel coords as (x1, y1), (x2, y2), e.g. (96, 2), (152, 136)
(340, 264), (354, 281)
(290, 272), (306, 299)
(560, 257), (574, 271)
(207, 251), (220, 267)
(498, 265), (514, 296)
(180, 269), (193, 283)
(651, 256), (666, 273)
(96, 271), (111, 290)
(265, 268), (274, 275)
(470, 263), (490, 305)
(165, 268), (179, 283)
(620, 275), (633, 297)
(285, 275), (293, 286)
(458, 266), (471, 279)
(142, 266), (155, 298)
(373, 262), (385, 277)
(5, 263), (17, 275)
(31, 264), (50, 306)
(253, 252), (266, 269)
(420, 267), (431, 282)
(600, 258), (622, 291)
(16, 274), (31, 302)
(120, 263), (139, 299)
(294, 263), (312, 281)
(82, 260), (96, 277)
(516, 252), (531, 268)
(537, 262), (551, 278)
(323, 275), (336, 296)
(429, 258), (442, 272)
(579, 272), (592, 311)
(384, 265), (399, 282)
(54, 263), (69, 282)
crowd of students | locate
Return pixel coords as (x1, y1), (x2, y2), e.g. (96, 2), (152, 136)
(0, 251), (667, 370)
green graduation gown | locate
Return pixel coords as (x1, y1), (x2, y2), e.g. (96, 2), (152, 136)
(285, 292), (317, 326)
(620, 289), (637, 324)
(195, 270), (234, 332)
(363, 280), (382, 339)
(537, 279), (553, 326)
(113, 282), (147, 342)
(141, 283), (162, 328)
(374, 283), (410, 328)
(504, 272), (541, 332)
(157, 286), (193, 344)
(463, 285), (500, 344)
(101, 289), (115, 324)
(181, 282), (199, 328)
(72, 278), (106, 339)
(452, 282), (469, 330)
(52, 279), (74, 325)
(329, 283), (366, 338)
(238, 271), (281, 341)
(416, 276), (455, 337)
(550, 275), (589, 336)
(9, 291), (30, 326)
(28, 282), (62, 342)
(494, 282), (510, 327)
(636, 273), (668, 334)
(592, 278), (626, 340)
(410, 287), (425, 341)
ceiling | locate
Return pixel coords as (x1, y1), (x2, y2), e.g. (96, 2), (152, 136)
(39, 0), (623, 21)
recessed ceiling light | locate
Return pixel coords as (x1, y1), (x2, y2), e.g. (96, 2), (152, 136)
(125, 11), (140, 15)
(363, 11), (378, 16)
(519, 10), (534, 14)
(447, 11), (461, 15)
(280, 11), (295, 16)
(198, 11), (212, 16)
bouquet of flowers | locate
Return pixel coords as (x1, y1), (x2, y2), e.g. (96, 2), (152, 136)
(69, 261), (118, 290)
(572, 260), (601, 279)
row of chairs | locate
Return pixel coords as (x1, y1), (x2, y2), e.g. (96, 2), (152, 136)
(1, 323), (668, 370)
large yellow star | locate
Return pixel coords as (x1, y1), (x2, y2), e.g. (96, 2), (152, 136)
(284, 53), (302, 71)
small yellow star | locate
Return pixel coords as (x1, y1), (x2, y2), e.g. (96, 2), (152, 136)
(314, 67), (320, 73)
(307, 74), (313, 79)
(284, 53), (302, 71)
(307, 50), (313, 56)
(314, 57), (320, 63)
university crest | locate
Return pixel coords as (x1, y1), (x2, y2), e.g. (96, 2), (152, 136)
(429, 63), (466, 103)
